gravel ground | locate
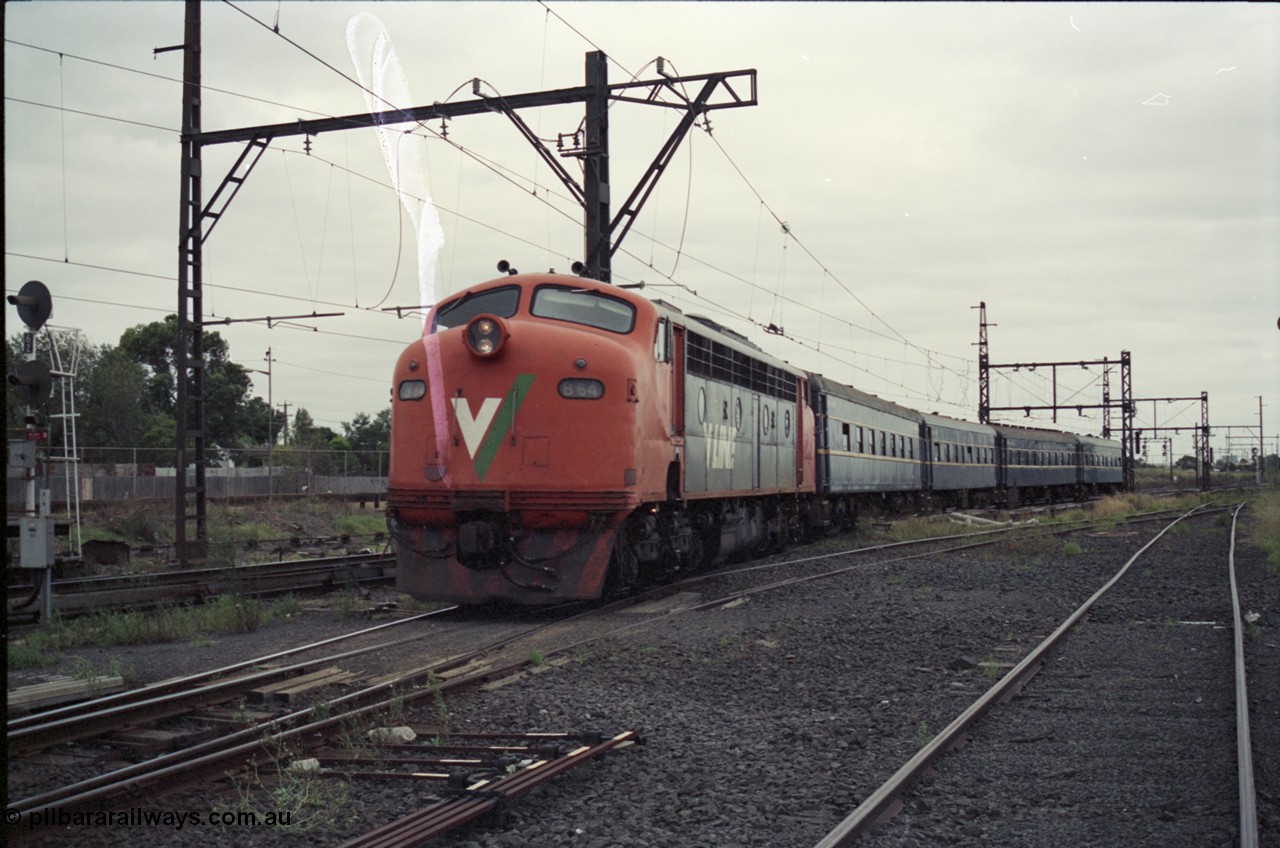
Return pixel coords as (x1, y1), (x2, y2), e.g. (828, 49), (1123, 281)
(7, 510), (1276, 848)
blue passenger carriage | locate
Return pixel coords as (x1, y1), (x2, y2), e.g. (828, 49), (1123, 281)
(1076, 434), (1123, 494)
(993, 424), (1080, 506)
(920, 413), (998, 507)
(809, 376), (923, 521)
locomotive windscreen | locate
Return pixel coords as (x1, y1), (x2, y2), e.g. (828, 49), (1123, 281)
(433, 286), (521, 331)
(531, 285), (636, 334)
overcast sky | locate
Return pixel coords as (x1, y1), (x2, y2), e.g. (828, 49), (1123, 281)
(6, 2), (1277, 460)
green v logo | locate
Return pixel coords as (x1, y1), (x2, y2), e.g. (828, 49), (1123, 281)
(451, 374), (535, 481)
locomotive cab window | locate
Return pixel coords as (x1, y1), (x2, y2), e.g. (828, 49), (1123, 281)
(532, 285), (636, 334)
(654, 318), (671, 362)
(433, 286), (521, 331)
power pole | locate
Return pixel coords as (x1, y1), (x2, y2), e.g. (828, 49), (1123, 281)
(174, 0), (206, 562)
(972, 302), (993, 424)
(582, 51), (611, 282)
(973, 303), (1135, 488)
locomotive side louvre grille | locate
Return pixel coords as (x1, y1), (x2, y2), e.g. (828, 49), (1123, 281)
(511, 491), (634, 509)
(686, 332), (797, 402)
(387, 488), (452, 507)
(387, 488), (633, 510)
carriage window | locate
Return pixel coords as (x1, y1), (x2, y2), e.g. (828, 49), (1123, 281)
(532, 285), (636, 333)
(967, 446), (974, 464)
(857, 426), (865, 453)
(880, 432), (887, 456)
(841, 423), (851, 452)
(433, 286), (520, 331)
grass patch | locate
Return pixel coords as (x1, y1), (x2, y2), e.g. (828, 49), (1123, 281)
(867, 516), (970, 544)
(7, 640), (59, 670)
(332, 512), (387, 538)
(1247, 488), (1280, 572)
(16, 594), (302, 653)
(1062, 540), (1083, 556)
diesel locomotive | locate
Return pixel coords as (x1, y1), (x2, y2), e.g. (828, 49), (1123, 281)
(387, 272), (1122, 604)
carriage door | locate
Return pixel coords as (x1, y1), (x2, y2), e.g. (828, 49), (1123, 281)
(669, 323), (686, 499)
(670, 324), (685, 440)
(752, 394), (762, 489)
(922, 424), (934, 493)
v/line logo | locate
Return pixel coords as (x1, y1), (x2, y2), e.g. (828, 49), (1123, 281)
(450, 374), (535, 481)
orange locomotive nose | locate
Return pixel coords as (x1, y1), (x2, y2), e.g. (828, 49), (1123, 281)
(387, 274), (669, 603)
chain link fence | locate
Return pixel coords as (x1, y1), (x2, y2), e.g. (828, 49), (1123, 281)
(7, 446), (388, 504)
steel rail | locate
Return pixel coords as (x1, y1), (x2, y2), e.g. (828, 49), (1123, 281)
(8, 606), (456, 730)
(5, 603), (612, 821)
(813, 503), (1213, 847)
(12, 551), (391, 594)
(8, 552), (395, 620)
(334, 730), (639, 848)
(1228, 503), (1260, 848)
(7, 624), (462, 754)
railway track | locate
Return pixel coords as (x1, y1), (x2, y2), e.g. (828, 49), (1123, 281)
(5, 502), (1242, 846)
(817, 503), (1260, 847)
(7, 551), (395, 623)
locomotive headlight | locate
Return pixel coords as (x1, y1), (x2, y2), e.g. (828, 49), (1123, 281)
(464, 314), (507, 358)
(398, 380), (426, 401)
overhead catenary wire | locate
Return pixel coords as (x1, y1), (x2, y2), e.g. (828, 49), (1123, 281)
(15, 13), (996, 419)
(13, 28), (971, 370)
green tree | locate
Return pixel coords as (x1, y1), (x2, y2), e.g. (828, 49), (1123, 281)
(236, 396), (281, 448)
(79, 345), (173, 460)
(341, 408), (390, 473)
(118, 315), (250, 449)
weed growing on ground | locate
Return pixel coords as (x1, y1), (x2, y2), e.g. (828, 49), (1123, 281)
(428, 672), (450, 742)
(1062, 540), (1083, 556)
(218, 745), (356, 834)
(328, 592), (364, 620)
